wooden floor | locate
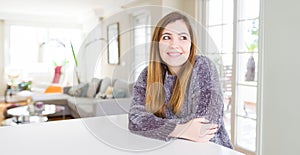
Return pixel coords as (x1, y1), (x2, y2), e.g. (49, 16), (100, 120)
(0, 103), (9, 124)
(48, 115), (73, 121)
(0, 102), (26, 125)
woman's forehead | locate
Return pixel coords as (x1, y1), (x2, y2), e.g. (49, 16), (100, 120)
(162, 20), (190, 35)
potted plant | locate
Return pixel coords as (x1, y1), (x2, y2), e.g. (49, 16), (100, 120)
(70, 42), (81, 84)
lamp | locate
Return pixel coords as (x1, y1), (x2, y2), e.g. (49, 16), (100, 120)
(84, 38), (106, 48)
(39, 39), (66, 63)
(74, 38), (107, 83)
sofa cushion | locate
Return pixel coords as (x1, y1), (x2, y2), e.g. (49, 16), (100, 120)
(31, 93), (69, 105)
(95, 86), (113, 99)
(68, 83), (89, 97)
(112, 88), (126, 98)
(67, 97), (97, 117)
(94, 98), (131, 116)
(113, 79), (129, 97)
(86, 78), (102, 98)
(97, 77), (113, 95)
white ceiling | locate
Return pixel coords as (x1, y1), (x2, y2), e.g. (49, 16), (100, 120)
(0, 0), (134, 23)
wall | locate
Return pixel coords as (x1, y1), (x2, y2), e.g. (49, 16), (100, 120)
(76, 22), (102, 83)
(162, 0), (183, 15)
(89, 0), (197, 82)
(261, 0), (300, 154)
(98, 6), (164, 81)
(162, 0), (196, 18)
(0, 20), (4, 96)
(99, 11), (131, 80)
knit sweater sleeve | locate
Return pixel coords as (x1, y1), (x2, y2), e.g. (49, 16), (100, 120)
(128, 67), (177, 141)
(206, 57), (224, 125)
(201, 57), (233, 149)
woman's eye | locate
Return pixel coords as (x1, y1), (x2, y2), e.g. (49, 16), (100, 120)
(180, 36), (188, 40)
(162, 35), (171, 40)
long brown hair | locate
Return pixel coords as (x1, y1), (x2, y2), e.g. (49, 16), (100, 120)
(145, 12), (197, 117)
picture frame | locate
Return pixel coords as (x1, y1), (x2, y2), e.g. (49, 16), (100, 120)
(107, 23), (120, 65)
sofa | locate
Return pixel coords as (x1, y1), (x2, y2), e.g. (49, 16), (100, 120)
(30, 77), (133, 118)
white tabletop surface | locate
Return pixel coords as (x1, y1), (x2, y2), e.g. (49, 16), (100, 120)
(0, 114), (244, 155)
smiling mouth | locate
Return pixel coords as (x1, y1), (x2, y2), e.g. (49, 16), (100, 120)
(167, 52), (182, 56)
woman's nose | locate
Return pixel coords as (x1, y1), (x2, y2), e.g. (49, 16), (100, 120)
(170, 38), (180, 48)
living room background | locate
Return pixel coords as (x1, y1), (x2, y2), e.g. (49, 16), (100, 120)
(6, 24), (82, 91)
(0, 20), (4, 95)
(69, 4), (196, 84)
(0, 1), (197, 95)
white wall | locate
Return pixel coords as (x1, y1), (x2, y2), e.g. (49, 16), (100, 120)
(73, 1), (165, 82)
(162, 0), (183, 15)
(0, 20), (4, 95)
(90, 1), (197, 82)
(76, 23), (103, 83)
(162, 0), (196, 18)
(261, 0), (300, 154)
(99, 11), (132, 80)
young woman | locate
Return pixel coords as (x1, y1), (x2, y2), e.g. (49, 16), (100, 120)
(128, 11), (232, 149)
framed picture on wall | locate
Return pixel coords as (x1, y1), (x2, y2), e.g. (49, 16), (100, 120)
(107, 22), (120, 65)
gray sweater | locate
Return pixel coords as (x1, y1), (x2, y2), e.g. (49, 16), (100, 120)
(128, 55), (233, 149)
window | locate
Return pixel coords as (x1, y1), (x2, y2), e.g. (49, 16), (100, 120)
(6, 24), (82, 88)
(201, 0), (261, 154)
(202, 0), (234, 141)
(132, 13), (151, 82)
(235, 0), (260, 152)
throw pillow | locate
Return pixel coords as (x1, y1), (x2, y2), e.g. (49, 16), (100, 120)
(99, 77), (112, 94)
(112, 88), (126, 98)
(105, 86), (113, 99)
(95, 86), (113, 99)
(68, 83), (89, 97)
(86, 78), (102, 98)
(113, 79), (129, 97)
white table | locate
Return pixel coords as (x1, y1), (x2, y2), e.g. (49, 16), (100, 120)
(3, 104), (66, 125)
(7, 104), (61, 116)
(0, 114), (244, 155)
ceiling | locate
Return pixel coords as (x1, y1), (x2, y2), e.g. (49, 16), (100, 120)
(0, 0), (134, 23)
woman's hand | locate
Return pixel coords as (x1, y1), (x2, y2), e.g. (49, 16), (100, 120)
(169, 118), (218, 142)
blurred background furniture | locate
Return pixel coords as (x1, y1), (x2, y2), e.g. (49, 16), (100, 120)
(221, 65), (233, 111)
(2, 104), (65, 126)
(4, 83), (32, 103)
(31, 77), (133, 118)
(44, 85), (63, 94)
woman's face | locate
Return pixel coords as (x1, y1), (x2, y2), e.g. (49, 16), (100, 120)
(159, 20), (191, 74)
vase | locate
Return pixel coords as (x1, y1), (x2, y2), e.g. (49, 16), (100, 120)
(52, 66), (62, 83)
(245, 56), (255, 81)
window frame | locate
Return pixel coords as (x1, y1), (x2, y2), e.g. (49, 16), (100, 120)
(199, 0), (262, 154)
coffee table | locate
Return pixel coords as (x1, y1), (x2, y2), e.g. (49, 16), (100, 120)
(2, 116), (48, 126)
(3, 104), (65, 125)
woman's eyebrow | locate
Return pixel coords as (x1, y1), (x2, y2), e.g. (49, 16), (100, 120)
(161, 32), (172, 36)
(178, 32), (189, 36)
(161, 32), (189, 36)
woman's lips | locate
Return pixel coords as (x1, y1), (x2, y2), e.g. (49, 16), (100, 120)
(167, 52), (182, 56)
